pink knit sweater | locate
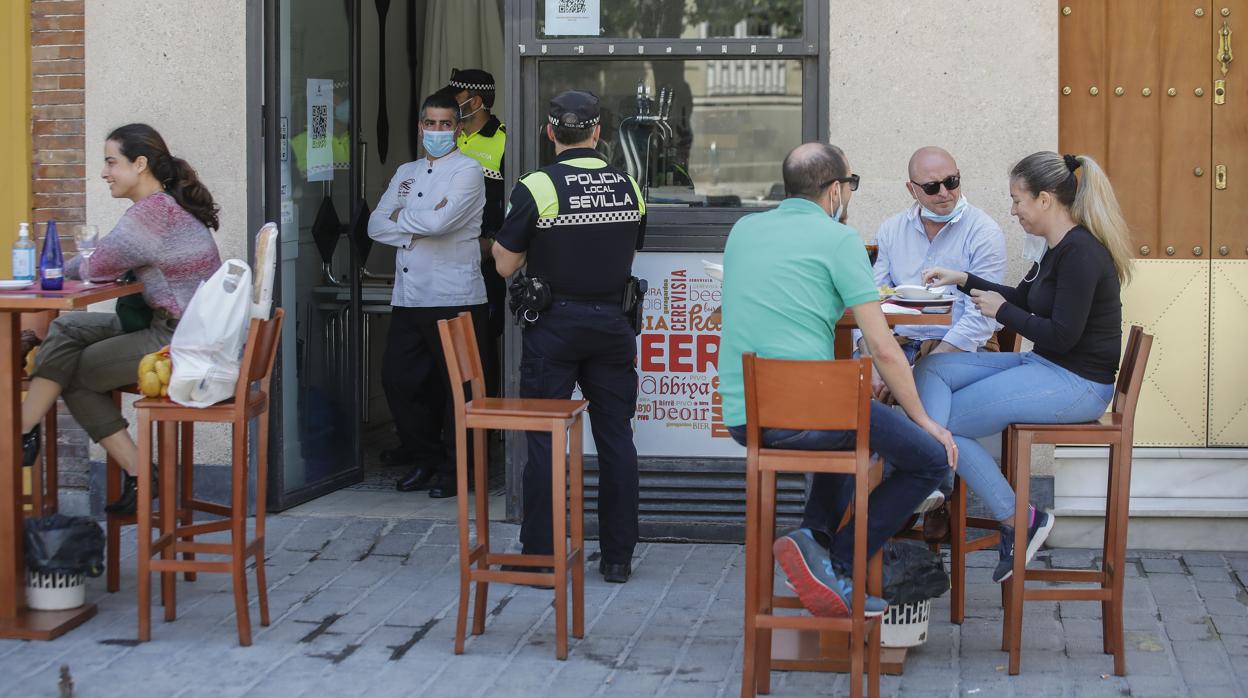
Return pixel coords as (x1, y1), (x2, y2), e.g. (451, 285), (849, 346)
(67, 192), (222, 318)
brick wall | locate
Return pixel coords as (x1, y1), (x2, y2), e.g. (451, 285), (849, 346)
(31, 0), (91, 514)
(31, 0), (85, 233)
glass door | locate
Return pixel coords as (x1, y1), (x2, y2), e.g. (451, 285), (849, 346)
(267, 0), (364, 508)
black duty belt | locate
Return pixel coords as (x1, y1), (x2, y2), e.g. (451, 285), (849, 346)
(553, 291), (624, 304)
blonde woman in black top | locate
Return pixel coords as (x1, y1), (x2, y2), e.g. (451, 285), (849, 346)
(917, 152), (1132, 583)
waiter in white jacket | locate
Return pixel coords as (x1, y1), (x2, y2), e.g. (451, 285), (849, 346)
(368, 91), (487, 498)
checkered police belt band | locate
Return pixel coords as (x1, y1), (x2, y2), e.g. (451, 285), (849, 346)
(535, 210), (642, 228)
(482, 167), (503, 180)
(547, 114), (601, 128)
(448, 80), (494, 91)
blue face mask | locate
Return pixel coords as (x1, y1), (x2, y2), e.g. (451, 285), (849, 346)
(422, 130), (457, 158)
(919, 194), (967, 223)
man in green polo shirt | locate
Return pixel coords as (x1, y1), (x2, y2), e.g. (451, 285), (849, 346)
(720, 142), (957, 619)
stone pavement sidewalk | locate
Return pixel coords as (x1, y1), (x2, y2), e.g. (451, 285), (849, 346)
(2, 513), (1246, 697)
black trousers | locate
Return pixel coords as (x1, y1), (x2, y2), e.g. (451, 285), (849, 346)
(381, 303), (488, 476)
(518, 300), (639, 564)
(480, 254), (508, 397)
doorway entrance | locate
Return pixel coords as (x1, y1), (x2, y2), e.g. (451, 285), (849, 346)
(265, 0), (506, 509)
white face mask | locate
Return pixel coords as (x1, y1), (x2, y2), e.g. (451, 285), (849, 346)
(1022, 234), (1047, 281)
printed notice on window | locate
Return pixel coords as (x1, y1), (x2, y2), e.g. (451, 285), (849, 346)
(305, 78), (334, 182)
(545, 0), (599, 36)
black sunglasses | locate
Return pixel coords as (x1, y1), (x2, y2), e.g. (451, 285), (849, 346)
(821, 173), (860, 192)
(910, 174), (960, 196)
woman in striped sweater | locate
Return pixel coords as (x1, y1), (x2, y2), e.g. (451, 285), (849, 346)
(22, 123), (222, 514)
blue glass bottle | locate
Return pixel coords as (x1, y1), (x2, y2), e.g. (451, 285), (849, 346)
(40, 220), (64, 291)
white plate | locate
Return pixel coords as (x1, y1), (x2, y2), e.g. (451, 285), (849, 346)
(888, 294), (955, 306)
(0, 280), (34, 290)
(701, 259), (724, 282)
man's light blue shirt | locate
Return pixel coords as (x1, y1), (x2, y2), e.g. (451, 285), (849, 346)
(861, 199), (1006, 351)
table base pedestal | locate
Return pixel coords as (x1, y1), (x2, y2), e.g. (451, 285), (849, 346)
(770, 628), (909, 675)
(0, 602), (97, 640)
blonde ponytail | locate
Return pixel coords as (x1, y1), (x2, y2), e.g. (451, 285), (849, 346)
(1071, 155), (1132, 284)
(1010, 151), (1133, 284)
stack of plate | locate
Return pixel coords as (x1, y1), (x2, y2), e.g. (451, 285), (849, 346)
(890, 284), (955, 311)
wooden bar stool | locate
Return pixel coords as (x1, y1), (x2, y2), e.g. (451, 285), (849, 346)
(740, 354), (882, 698)
(896, 328), (1020, 625)
(1000, 325), (1152, 675)
(895, 476), (1000, 625)
(133, 309), (284, 645)
(105, 388), (195, 593)
(436, 312), (588, 660)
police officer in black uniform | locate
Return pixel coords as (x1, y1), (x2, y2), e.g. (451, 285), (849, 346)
(492, 91), (646, 584)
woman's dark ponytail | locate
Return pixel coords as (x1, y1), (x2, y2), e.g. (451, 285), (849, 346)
(106, 123), (220, 231)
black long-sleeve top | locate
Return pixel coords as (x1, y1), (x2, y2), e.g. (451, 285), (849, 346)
(961, 226), (1122, 384)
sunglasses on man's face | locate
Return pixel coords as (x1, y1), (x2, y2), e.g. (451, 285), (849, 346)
(821, 173), (860, 192)
(910, 174), (961, 196)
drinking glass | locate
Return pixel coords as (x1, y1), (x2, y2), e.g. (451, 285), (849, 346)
(75, 225), (99, 286)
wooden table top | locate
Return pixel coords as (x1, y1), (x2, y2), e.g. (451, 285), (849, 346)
(0, 281), (143, 312)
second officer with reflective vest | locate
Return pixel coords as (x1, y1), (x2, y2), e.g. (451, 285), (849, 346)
(492, 90), (646, 584)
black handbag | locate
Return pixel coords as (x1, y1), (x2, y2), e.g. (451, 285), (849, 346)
(114, 272), (153, 333)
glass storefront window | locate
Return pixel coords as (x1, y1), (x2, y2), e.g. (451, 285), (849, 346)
(536, 0), (803, 39)
(537, 59), (802, 208)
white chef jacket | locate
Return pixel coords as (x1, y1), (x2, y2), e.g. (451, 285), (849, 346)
(368, 150), (487, 307)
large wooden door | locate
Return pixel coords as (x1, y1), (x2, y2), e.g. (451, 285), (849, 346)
(1059, 0), (1248, 447)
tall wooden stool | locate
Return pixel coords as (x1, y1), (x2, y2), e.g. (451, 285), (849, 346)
(740, 354), (882, 698)
(1000, 326), (1152, 675)
(133, 310), (283, 645)
(436, 312), (588, 660)
(105, 388), (195, 593)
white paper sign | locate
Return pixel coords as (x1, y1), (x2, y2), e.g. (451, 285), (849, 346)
(305, 78), (335, 182)
(577, 252), (744, 458)
(544, 0), (600, 37)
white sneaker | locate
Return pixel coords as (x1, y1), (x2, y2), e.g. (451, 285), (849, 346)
(913, 488), (945, 515)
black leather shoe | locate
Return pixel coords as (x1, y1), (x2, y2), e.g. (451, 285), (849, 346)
(104, 472), (159, 516)
(428, 474), (457, 498)
(380, 447), (417, 467)
(599, 560), (632, 584)
(395, 465), (435, 492)
(923, 502), (951, 544)
(22, 423), (40, 468)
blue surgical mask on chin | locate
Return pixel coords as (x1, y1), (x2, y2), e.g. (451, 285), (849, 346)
(920, 194), (967, 223)
(422, 130), (457, 158)
(828, 188), (845, 224)
(334, 100), (350, 124)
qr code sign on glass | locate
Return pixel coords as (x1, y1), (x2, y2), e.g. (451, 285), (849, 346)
(558, 0), (587, 13)
(311, 104), (328, 149)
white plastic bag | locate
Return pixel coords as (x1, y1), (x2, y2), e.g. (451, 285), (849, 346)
(169, 259), (253, 408)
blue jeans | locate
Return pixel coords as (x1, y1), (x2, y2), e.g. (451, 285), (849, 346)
(913, 351), (1114, 521)
(728, 402), (947, 570)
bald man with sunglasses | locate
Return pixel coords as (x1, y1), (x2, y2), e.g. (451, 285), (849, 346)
(855, 146), (1007, 404)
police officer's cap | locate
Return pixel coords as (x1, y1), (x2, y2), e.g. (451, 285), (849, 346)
(548, 90), (601, 129)
(448, 68), (495, 92)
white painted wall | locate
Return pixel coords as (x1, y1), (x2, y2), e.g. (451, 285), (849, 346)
(829, 1), (1059, 283)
